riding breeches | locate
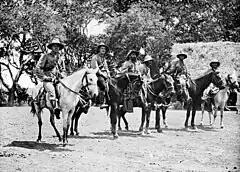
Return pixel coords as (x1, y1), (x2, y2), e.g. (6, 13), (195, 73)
(43, 82), (56, 100)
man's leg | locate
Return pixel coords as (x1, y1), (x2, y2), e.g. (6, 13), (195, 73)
(43, 82), (61, 119)
(98, 77), (109, 109)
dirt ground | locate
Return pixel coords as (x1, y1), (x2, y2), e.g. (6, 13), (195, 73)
(0, 106), (239, 172)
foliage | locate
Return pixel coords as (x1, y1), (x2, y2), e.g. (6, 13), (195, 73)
(105, 1), (173, 63)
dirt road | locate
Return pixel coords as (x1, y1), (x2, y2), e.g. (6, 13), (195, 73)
(0, 106), (239, 172)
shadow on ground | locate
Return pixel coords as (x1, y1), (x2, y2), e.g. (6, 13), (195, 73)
(91, 130), (155, 138)
(4, 141), (73, 152)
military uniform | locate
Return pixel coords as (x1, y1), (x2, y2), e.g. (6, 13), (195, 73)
(35, 51), (62, 100)
(120, 60), (140, 74)
(138, 55), (153, 98)
(91, 54), (109, 77)
(202, 59), (221, 100)
(35, 38), (64, 118)
(90, 43), (110, 107)
(166, 58), (188, 78)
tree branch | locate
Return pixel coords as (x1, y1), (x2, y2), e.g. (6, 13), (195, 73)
(0, 62), (14, 80)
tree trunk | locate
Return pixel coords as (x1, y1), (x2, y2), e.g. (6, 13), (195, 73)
(7, 83), (16, 106)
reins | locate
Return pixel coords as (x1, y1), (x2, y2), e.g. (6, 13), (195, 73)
(51, 71), (91, 104)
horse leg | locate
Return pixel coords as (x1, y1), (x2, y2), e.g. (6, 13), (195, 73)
(110, 104), (118, 138)
(49, 110), (62, 141)
(117, 108), (122, 130)
(121, 113), (129, 130)
(70, 115), (75, 135)
(139, 107), (146, 132)
(74, 111), (81, 135)
(155, 108), (160, 129)
(190, 102), (198, 130)
(162, 107), (168, 128)
(211, 106), (217, 128)
(144, 109), (151, 134)
(36, 110), (43, 142)
(200, 101), (205, 125)
(220, 107), (224, 128)
(184, 102), (192, 129)
(62, 109), (72, 146)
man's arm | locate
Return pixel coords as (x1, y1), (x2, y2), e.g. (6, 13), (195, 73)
(35, 54), (50, 81)
(121, 61), (131, 73)
(165, 60), (177, 74)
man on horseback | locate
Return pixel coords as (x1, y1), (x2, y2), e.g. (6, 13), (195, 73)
(91, 43), (110, 108)
(165, 53), (190, 102)
(138, 55), (154, 98)
(202, 59), (221, 101)
(35, 38), (65, 119)
(120, 50), (140, 74)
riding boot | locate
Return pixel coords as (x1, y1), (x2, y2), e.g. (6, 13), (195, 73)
(50, 100), (61, 119)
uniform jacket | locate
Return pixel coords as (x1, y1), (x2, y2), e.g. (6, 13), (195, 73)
(35, 52), (62, 81)
(166, 58), (188, 77)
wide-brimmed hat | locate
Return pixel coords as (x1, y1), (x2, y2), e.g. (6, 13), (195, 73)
(210, 59), (220, 67)
(176, 53), (187, 59)
(126, 50), (139, 58)
(97, 43), (109, 53)
(47, 38), (64, 50)
(143, 55), (153, 62)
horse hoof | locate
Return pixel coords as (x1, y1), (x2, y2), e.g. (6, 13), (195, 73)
(58, 137), (62, 142)
(145, 129), (151, 134)
(70, 132), (74, 136)
(113, 134), (118, 139)
(139, 127), (143, 132)
(125, 126), (129, 130)
(118, 127), (122, 131)
(199, 122), (203, 126)
(165, 124), (168, 128)
(76, 132), (79, 136)
(191, 126), (198, 130)
(157, 129), (163, 133)
(220, 125), (224, 129)
(36, 139), (41, 142)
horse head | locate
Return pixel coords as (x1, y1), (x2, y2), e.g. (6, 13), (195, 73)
(211, 71), (225, 90)
(226, 71), (239, 89)
(83, 68), (99, 98)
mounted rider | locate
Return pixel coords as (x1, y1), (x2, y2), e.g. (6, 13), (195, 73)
(35, 38), (65, 119)
(138, 55), (154, 98)
(120, 50), (141, 74)
(165, 53), (190, 101)
(202, 59), (221, 101)
(90, 43), (110, 108)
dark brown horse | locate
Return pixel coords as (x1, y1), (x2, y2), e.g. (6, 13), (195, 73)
(69, 87), (92, 136)
(185, 71), (225, 130)
(118, 74), (175, 133)
(107, 73), (144, 138)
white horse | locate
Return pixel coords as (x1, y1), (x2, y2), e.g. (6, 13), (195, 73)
(30, 67), (98, 146)
(200, 71), (239, 128)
